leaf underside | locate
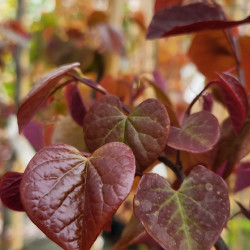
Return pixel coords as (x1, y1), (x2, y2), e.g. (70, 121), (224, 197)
(134, 166), (230, 250)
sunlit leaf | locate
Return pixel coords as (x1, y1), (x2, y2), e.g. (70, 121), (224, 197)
(83, 95), (169, 172)
(0, 172), (24, 212)
(167, 111), (220, 153)
(134, 166), (230, 250)
(17, 63), (80, 132)
(147, 3), (250, 39)
(20, 142), (136, 250)
(154, 0), (182, 12)
(217, 72), (248, 133)
(188, 30), (235, 80)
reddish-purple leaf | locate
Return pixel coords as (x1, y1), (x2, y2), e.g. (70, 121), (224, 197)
(0, 171), (24, 211)
(23, 120), (44, 151)
(147, 3), (250, 39)
(65, 83), (86, 126)
(202, 93), (213, 113)
(167, 111), (220, 153)
(20, 142), (135, 250)
(216, 72), (248, 133)
(83, 95), (170, 172)
(17, 62), (80, 132)
(234, 162), (250, 193)
(134, 166), (230, 250)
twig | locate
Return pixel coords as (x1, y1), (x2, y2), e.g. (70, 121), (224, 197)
(214, 236), (229, 250)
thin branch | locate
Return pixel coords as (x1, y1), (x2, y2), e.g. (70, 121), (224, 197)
(158, 154), (185, 183)
(214, 236), (229, 250)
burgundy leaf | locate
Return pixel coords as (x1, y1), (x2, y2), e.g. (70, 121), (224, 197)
(202, 93), (213, 113)
(83, 95), (169, 172)
(167, 111), (220, 153)
(216, 72), (248, 133)
(134, 166), (230, 250)
(20, 142), (135, 250)
(147, 3), (250, 39)
(17, 62), (80, 132)
(65, 83), (86, 126)
(0, 171), (24, 211)
(23, 120), (44, 151)
(234, 162), (250, 193)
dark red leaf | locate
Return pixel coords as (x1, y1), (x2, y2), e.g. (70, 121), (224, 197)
(154, 0), (182, 12)
(167, 111), (220, 153)
(0, 171), (24, 212)
(20, 142), (136, 250)
(216, 72), (248, 133)
(83, 95), (170, 172)
(23, 120), (44, 151)
(134, 166), (230, 250)
(202, 93), (213, 113)
(234, 162), (250, 193)
(147, 3), (250, 39)
(65, 83), (86, 126)
(17, 63), (80, 132)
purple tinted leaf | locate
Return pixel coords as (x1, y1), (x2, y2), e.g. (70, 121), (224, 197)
(167, 111), (220, 153)
(17, 63), (80, 132)
(202, 93), (213, 113)
(83, 95), (170, 172)
(134, 166), (230, 250)
(147, 3), (250, 39)
(20, 142), (135, 250)
(216, 73), (248, 133)
(234, 162), (250, 193)
(0, 172), (24, 211)
(23, 120), (44, 150)
(65, 83), (86, 126)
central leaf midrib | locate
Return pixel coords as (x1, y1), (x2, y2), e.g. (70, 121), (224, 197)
(175, 193), (192, 250)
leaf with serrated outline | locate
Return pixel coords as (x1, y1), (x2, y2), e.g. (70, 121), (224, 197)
(167, 111), (220, 153)
(20, 142), (135, 250)
(17, 62), (80, 132)
(134, 166), (230, 250)
(83, 95), (169, 172)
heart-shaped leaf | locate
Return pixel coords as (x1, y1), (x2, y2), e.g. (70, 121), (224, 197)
(0, 171), (24, 211)
(65, 83), (86, 126)
(167, 111), (220, 153)
(83, 95), (170, 172)
(134, 166), (230, 250)
(17, 62), (80, 132)
(20, 142), (136, 250)
(216, 72), (248, 133)
(147, 3), (250, 39)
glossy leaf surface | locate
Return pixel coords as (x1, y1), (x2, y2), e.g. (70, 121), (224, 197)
(17, 62), (80, 132)
(217, 72), (248, 133)
(134, 166), (230, 250)
(65, 83), (86, 126)
(83, 95), (169, 172)
(147, 3), (250, 39)
(20, 142), (136, 250)
(0, 172), (24, 211)
(167, 111), (220, 153)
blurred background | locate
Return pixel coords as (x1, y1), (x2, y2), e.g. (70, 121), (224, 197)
(0, 0), (249, 249)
